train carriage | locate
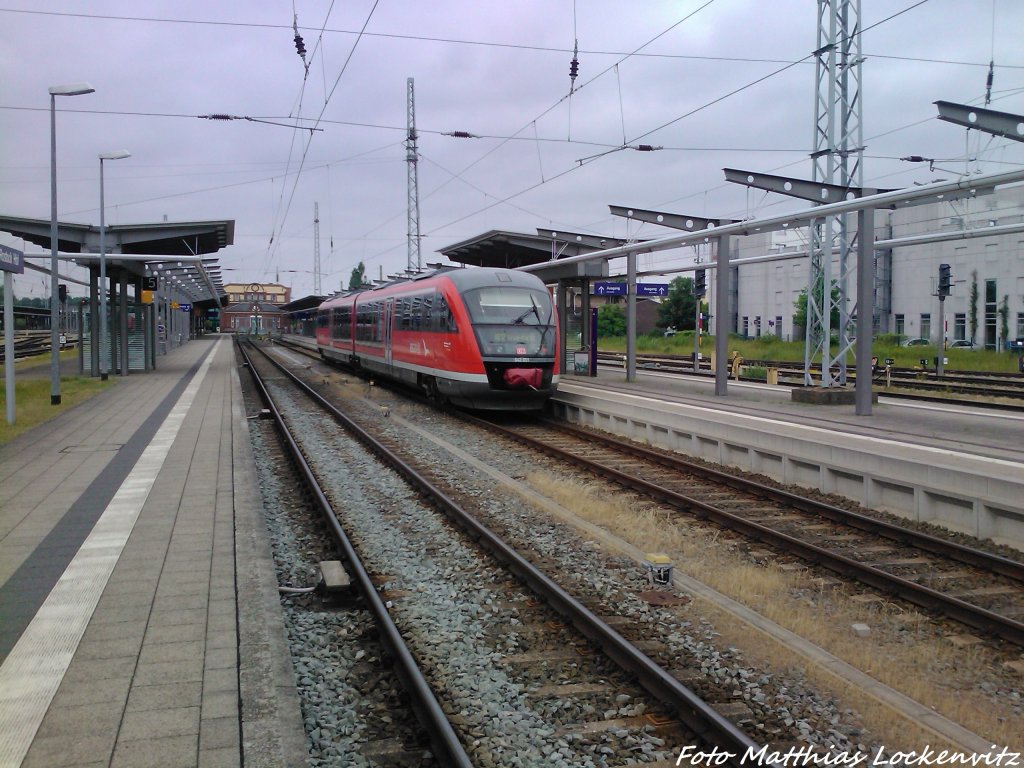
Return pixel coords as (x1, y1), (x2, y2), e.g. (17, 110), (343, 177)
(316, 267), (559, 410)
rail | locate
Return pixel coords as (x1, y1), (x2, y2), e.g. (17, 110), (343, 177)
(237, 339), (474, 767)
(465, 415), (1024, 647)
(243, 337), (767, 764)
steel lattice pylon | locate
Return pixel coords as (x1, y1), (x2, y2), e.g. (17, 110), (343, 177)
(807, 0), (863, 386)
(406, 77), (422, 273)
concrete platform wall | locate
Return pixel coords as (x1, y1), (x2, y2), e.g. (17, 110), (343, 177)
(551, 389), (1024, 549)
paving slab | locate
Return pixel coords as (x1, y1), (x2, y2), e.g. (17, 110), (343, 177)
(0, 336), (308, 768)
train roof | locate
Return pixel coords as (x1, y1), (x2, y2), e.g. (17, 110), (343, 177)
(317, 266), (546, 309)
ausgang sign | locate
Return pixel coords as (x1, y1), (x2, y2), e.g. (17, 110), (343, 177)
(0, 244), (24, 274)
(592, 282), (627, 296)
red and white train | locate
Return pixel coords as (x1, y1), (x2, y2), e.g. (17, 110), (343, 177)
(315, 267), (559, 410)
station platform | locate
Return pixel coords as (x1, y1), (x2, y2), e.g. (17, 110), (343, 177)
(0, 335), (307, 768)
(276, 332), (1024, 546)
(555, 364), (1024, 548)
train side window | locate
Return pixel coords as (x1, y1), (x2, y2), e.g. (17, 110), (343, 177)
(421, 295), (434, 331)
(373, 301), (383, 342)
(434, 295), (456, 333)
(333, 306), (351, 340)
(409, 296), (422, 330)
(356, 305), (372, 341)
(397, 297), (409, 330)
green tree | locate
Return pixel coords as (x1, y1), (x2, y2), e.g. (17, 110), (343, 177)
(595, 303), (626, 337)
(969, 270), (979, 343)
(657, 277), (697, 331)
(347, 262), (366, 291)
(792, 283), (841, 335)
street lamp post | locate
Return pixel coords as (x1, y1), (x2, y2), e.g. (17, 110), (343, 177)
(49, 82), (94, 404)
(99, 150), (131, 380)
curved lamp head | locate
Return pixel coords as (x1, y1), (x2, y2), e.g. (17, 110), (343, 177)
(48, 82), (95, 96)
(99, 150), (131, 161)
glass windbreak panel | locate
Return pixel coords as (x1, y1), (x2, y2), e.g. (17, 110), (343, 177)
(463, 287), (554, 357)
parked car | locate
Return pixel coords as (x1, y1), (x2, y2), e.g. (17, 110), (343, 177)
(948, 339), (977, 349)
(900, 337), (930, 347)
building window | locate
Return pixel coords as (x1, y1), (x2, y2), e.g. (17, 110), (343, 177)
(985, 278), (997, 349)
(742, 316), (749, 338)
(894, 314), (904, 336)
(954, 313), (966, 341)
(754, 316), (761, 337)
(920, 314), (931, 340)
(775, 316), (783, 339)
(1017, 312), (1024, 340)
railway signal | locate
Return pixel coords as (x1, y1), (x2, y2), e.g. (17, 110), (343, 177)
(694, 269), (706, 298)
(938, 263), (951, 296)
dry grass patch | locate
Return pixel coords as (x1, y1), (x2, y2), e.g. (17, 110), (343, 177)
(527, 471), (1021, 749)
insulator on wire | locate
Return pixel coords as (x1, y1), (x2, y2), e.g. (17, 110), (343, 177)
(443, 131), (479, 138)
(292, 14), (309, 74)
(633, 144), (662, 152)
(569, 39), (579, 92)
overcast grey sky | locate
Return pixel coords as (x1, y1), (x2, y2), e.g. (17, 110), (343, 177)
(2, 0), (1023, 300)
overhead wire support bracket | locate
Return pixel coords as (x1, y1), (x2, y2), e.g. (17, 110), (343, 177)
(723, 168), (888, 204)
(196, 114), (323, 132)
(935, 101), (1024, 143)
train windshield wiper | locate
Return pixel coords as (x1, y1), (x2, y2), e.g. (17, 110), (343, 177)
(512, 296), (541, 325)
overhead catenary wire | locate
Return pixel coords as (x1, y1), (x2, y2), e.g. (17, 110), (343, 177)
(11, 7), (1011, 70)
(355, 0), (722, 262)
(419, 2), (959, 249)
(264, 0), (381, 274)
(9, 0), (1015, 292)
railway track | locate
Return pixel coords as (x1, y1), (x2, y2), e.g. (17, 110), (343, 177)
(238, 340), (468, 765)
(239, 338), (772, 766)
(597, 352), (1024, 404)
(0, 331), (78, 363)
(465, 415), (1024, 647)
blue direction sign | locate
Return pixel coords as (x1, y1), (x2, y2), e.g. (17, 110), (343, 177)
(592, 281), (627, 296)
(180, 303), (193, 312)
(0, 244), (24, 274)
(637, 283), (669, 297)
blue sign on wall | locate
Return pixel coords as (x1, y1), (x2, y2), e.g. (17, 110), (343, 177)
(637, 283), (669, 297)
(592, 282), (627, 296)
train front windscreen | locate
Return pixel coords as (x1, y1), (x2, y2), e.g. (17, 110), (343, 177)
(462, 286), (555, 360)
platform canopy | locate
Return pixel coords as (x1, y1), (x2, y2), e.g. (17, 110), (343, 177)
(0, 214), (232, 305)
(439, 229), (623, 282)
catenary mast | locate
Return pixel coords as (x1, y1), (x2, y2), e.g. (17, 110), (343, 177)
(806, 0), (863, 385)
(406, 77), (422, 273)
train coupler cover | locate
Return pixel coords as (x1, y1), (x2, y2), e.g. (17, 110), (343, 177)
(503, 367), (543, 389)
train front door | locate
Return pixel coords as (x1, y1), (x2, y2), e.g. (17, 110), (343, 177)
(383, 298), (394, 371)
